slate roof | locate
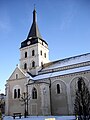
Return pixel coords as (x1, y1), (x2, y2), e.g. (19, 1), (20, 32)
(34, 66), (90, 81)
(27, 19), (42, 39)
(20, 8), (48, 48)
(27, 9), (42, 39)
(26, 53), (90, 81)
(40, 53), (90, 72)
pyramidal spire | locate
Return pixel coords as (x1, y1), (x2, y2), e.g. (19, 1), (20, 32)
(27, 8), (42, 39)
(33, 7), (36, 23)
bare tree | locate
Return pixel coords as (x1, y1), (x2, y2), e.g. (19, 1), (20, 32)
(19, 92), (30, 118)
(74, 77), (90, 120)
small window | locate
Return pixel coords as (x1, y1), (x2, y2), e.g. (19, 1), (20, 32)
(25, 52), (27, 58)
(14, 89), (17, 99)
(57, 84), (60, 94)
(77, 77), (83, 91)
(32, 50), (35, 56)
(18, 89), (20, 98)
(44, 53), (46, 58)
(40, 50), (42, 55)
(32, 87), (37, 99)
(24, 63), (27, 69)
(16, 74), (18, 79)
(41, 62), (43, 67)
(32, 61), (35, 67)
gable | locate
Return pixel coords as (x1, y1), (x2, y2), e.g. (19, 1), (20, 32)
(8, 67), (26, 80)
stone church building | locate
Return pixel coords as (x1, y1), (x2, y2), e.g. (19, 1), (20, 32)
(5, 8), (90, 116)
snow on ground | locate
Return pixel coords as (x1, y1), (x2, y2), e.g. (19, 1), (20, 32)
(3, 116), (75, 120)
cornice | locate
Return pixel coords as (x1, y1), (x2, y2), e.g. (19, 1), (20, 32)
(37, 70), (90, 81)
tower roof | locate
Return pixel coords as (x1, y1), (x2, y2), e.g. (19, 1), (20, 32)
(27, 8), (42, 39)
(20, 8), (48, 49)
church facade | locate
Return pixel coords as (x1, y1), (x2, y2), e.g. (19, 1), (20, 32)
(5, 9), (90, 116)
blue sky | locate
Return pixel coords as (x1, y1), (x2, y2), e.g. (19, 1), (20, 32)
(0, 0), (90, 93)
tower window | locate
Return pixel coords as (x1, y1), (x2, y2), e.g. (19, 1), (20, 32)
(25, 52), (27, 58)
(24, 63), (27, 69)
(57, 84), (61, 94)
(41, 62), (43, 67)
(32, 87), (37, 99)
(32, 50), (35, 56)
(32, 61), (35, 67)
(44, 53), (46, 58)
(40, 50), (42, 55)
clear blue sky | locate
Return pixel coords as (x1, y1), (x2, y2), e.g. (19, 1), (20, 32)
(0, 0), (90, 93)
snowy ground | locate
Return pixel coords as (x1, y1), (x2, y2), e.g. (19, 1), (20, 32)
(3, 116), (75, 120)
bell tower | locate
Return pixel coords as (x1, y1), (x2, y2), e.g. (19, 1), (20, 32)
(19, 8), (49, 75)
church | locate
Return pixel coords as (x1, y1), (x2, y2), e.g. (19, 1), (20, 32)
(5, 8), (90, 116)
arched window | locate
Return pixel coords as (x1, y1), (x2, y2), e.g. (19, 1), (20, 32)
(40, 50), (42, 55)
(78, 79), (82, 91)
(25, 52), (27, 58)
(24, 63), (27, 69)
(44, 53), (46, 58)
(32, 87), (37, 99)
(57, 84), (60, 94)
(14, 89), (17, 99)
(14, 88), (20, 99)
(32, 50), (35, 56)
(13, 85), (21, 99)
(18, 89), (20, 98)
(41, 62), (43, 67)
(16, 74), (18, 79)
(32, 61), (35, 67)
(77, 77), (84, 91)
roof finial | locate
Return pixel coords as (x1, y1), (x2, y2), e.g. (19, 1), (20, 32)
(34, 4), (36, 10)
(27, 6), (42, 39)
(33, 4), (36, 23)
(16, 64), (18, 67)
